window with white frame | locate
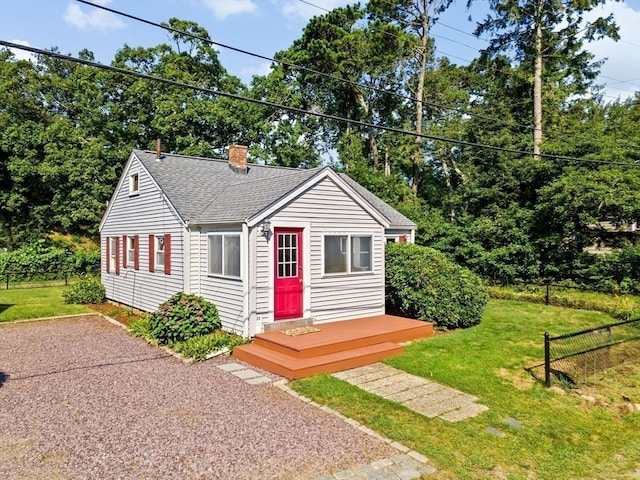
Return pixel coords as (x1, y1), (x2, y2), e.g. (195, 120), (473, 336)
(350, 236), (371, 271)
(324, 235), (372, 274)
(129, 173), (139, 194)
(127, 236), (135, 264)
(155, 235), (165, 268)
(109, 237), (116, 273)
(208, 233), (241, 278)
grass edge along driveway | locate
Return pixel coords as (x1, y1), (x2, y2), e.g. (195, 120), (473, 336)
(292, 300), (640, 480)
(0, 286), (91, 322)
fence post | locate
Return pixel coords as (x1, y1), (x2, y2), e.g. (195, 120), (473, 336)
(545, 281), (550, 305)
(5, 273), (8, 290)
(544, 332), (551, 387)
(65, 271), (68, 286)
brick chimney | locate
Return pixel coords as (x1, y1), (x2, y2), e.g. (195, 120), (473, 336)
(228, 145), (248, 170)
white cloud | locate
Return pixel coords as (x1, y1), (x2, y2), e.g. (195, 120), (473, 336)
(63, 0), (125, 33)
(280, 0), (352, 21)
(203, 0), (258, 20)
(7, 39), (35, 61)
(586, 1), (640, 100)
(240, 61), (273, 79)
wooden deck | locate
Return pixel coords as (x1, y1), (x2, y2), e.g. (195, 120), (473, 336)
(232, 315), (434, 380)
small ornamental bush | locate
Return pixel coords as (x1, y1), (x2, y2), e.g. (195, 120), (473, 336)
(173, 331), (249, 360)
(63, 276), (106, 304)
(385, 243), (488, 330)
(148, 293), (220, 345)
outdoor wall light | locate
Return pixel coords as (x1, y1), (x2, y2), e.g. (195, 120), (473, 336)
(260, 219), (271, 237)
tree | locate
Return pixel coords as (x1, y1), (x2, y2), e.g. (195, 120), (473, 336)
(367, 0), (453, 192)
(471, 0), (620, 158)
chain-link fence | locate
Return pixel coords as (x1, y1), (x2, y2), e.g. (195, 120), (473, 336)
(544, 318), (640, 387)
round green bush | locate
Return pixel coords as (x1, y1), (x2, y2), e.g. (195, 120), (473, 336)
(148, 293), (221, 345)
(63, 276), (106, 304)
(385, 243), (488, 329)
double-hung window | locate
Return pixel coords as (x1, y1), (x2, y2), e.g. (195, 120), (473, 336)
(324, 235), (372, 274)
(208, 234), (241, 278)
(109, 237), (117, 273)
(127, 236), (135, 264)
(155, 235), (165, 268)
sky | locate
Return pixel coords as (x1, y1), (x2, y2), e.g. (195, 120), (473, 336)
(1, 0), (639, 101)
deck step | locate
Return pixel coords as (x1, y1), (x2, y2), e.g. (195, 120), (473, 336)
(253, 317), (433, 360)
(233, 342), (404, 380)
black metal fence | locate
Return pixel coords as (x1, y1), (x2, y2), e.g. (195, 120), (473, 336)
(2, 269), (72, 290)
(544, 318), (640, 387)
(494, 279), (625, 305)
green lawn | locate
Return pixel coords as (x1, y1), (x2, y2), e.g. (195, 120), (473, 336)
(292, 300), (640, 480)
(0, 286), (91, 322)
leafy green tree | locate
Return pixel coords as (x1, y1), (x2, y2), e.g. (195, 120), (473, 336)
(471, 0), (620, 157)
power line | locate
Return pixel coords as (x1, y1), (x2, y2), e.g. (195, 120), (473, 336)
(1, 40), (637, 169)
(75, 0), (532, 133)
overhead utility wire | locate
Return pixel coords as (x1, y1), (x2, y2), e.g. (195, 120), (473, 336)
(76, 0), (524, 132)
(1, 40), (636, 169)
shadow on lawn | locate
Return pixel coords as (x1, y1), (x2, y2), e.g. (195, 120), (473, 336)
(0, 304), (13, 315)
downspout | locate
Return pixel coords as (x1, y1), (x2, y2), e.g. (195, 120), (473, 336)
(242, 222), (251, 338)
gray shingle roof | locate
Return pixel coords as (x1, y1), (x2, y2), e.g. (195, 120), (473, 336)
(134, 150), (415, 229)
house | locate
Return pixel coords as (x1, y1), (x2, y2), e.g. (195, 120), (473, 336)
(99, 145), (416, 337)
(584, 220), (639, 255)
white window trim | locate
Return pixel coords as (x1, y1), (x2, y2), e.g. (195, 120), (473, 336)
(127, 236), (135, 265)
(155, 235), (165, 268)
(129, 172), (139, 196)
(322, 234), (374, 276)
(109, 237), (116, 274)
(207, 232), (242, 280)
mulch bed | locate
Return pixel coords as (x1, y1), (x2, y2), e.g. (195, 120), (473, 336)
(85, 302), (146, 327)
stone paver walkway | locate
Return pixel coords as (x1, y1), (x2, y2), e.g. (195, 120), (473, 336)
(314, 454), (436, 480)
(217, 362), (275, 385)
(333, 363), (488, 422)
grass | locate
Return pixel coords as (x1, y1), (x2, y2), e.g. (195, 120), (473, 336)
(490, 284), (640, 320)
(0, 285), (92, 322)
(292, 300), (640, 480)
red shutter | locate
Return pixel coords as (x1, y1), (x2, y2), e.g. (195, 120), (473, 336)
(115, 237), (121, 275)
(164, 233), (171, 275)
(399, 235), (407, 244)
(122, 235), (127, 268)
(106, 237), (110, 273)
(134, 235), (140, 270)
(149, 234), (155, 272)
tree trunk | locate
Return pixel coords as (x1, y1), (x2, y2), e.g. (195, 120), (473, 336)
(355, 90), (380, 170)
(370, 134), (380, 171)
(412, 0), (429, 193)
(533, 0), (543, 159)
(384, 150), (390, 176)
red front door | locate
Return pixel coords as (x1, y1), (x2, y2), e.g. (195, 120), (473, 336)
(274, 228), (303, 320)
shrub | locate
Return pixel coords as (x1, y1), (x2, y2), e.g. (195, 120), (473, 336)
(385, 243), (488, 329)
(129, 317), (152, 339)
(173, 331), (248, 360)
(63, 276), (106, 304)
(148, 293), (220, 345)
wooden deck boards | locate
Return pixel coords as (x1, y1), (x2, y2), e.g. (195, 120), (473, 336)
(233, 315), (433, 380)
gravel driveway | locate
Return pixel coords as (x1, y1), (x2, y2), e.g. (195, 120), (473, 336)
(0, 315), (395, 480)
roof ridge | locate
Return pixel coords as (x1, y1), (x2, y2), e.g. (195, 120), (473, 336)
(135, 149), (312, 172)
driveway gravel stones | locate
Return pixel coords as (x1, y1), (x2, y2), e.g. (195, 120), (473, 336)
(0, 316), (399, 480)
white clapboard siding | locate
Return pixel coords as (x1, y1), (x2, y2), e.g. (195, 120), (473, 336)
(254, 176), (385, 324)
(101, 155), (185, 312)
(192, 226), (246, 335)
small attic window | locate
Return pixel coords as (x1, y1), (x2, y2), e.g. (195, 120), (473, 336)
(129, 173), (139, 195)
